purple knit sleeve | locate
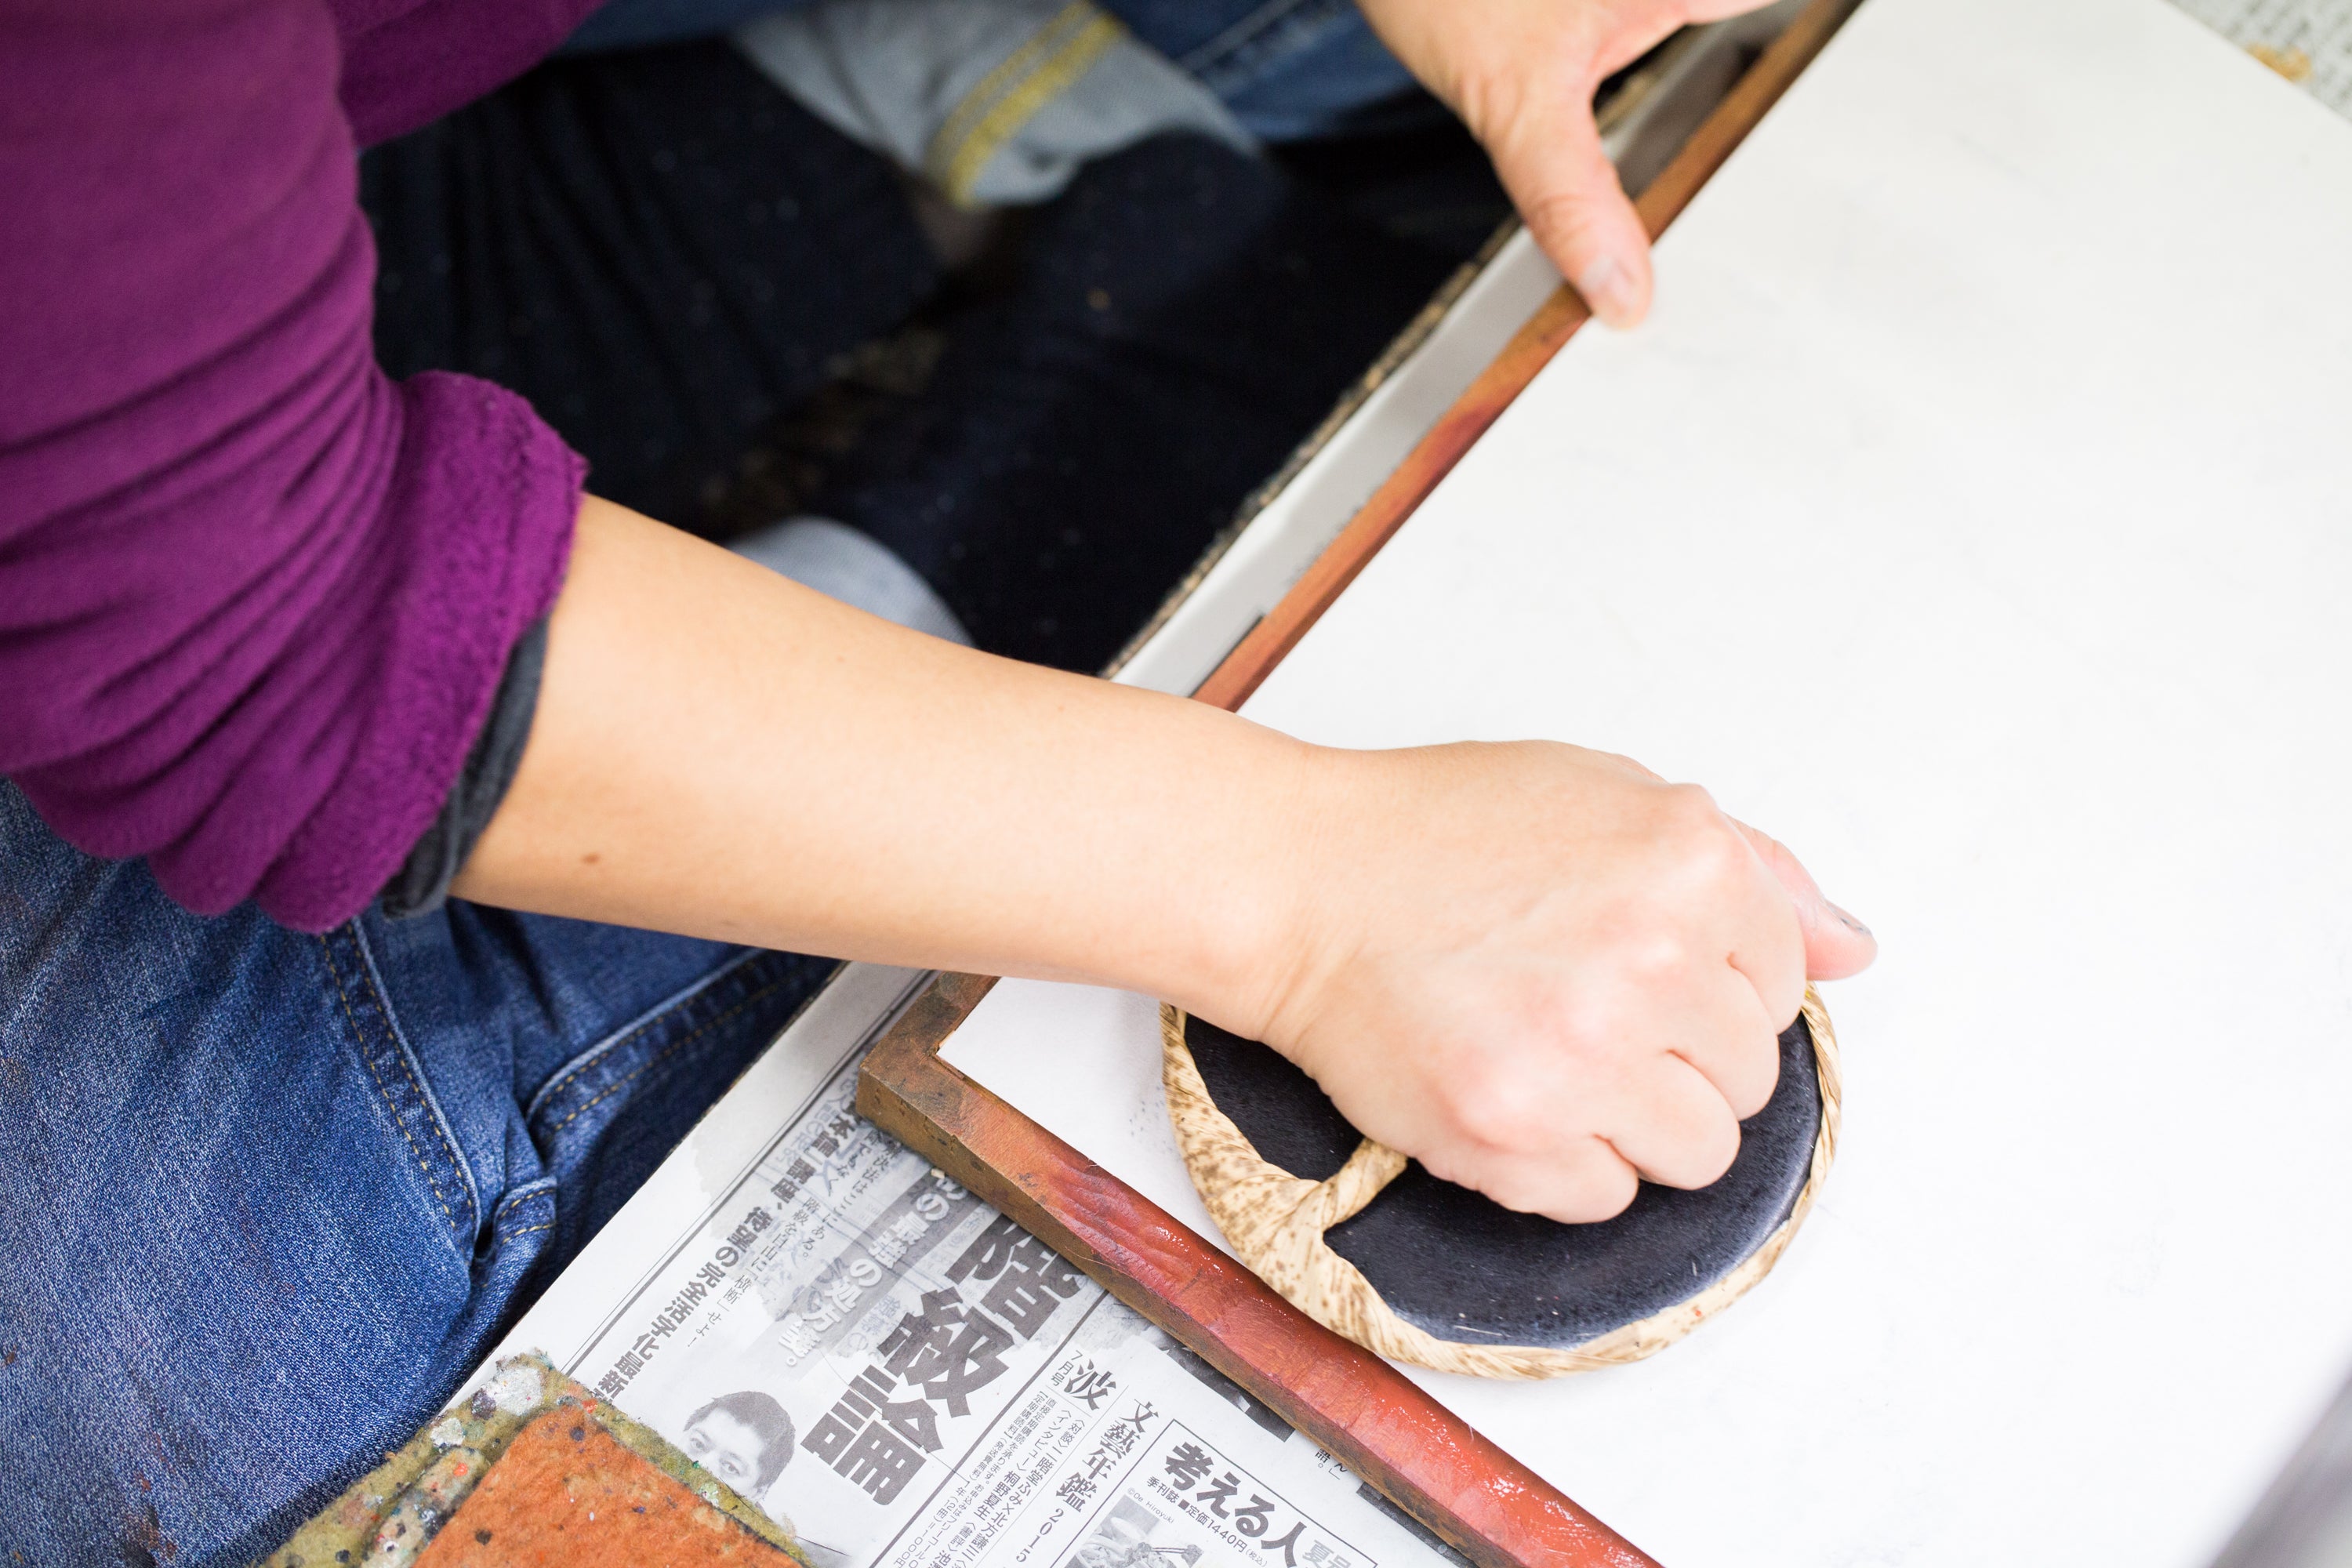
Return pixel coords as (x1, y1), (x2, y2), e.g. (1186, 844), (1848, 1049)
(0, 0), (583, 931)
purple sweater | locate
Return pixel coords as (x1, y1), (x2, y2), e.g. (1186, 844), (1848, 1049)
(1, 0), (604, 930)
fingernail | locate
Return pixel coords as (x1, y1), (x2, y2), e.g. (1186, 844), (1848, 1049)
(1828, 902), (1872, 938)
(1576, 253), (1639, 328)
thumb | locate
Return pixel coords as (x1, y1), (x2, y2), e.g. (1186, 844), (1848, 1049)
(1733, 820), (1878, 982)
(1485, 86), (1654, 328)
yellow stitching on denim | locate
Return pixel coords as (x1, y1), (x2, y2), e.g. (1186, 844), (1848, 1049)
(318, 932), (459, 1232)
(927, 0), (1094, 183)
(940, 13), (1122, 205)
(927, 3), (1129, 208)
(500, 1222), (555, 1240)
(546, 981), (785, 1136)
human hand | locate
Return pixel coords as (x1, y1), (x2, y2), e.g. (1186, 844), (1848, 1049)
(1354, 0), (1777, 327)
(1232, 741), (1874, 1223)
(466, 506), (1864, 1232)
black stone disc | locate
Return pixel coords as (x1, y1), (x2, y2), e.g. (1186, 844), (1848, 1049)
(1182, 1013), (1823, 1350)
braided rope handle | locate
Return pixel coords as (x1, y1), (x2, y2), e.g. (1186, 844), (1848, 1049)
(1160, 993), (1842, 1379)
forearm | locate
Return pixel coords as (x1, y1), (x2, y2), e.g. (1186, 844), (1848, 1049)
(459, 497), (1874, 1223)
(454, 496), (1317, 1024)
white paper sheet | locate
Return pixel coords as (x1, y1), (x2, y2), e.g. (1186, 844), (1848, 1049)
(942, 0), (2352, 1562)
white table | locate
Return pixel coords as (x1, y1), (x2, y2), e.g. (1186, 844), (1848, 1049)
(935, 0), (2352, 1561)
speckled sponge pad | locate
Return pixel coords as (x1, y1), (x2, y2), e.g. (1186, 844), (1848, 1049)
(416, 1412), (789, 1568)
(266, 1352), (805, 1568)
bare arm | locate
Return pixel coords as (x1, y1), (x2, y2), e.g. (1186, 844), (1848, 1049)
(456, 497), (1323, 1011)
(458, 497), (1875, 1221)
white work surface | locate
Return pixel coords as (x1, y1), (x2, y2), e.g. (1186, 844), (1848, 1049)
(942, 0), (2352, 1562)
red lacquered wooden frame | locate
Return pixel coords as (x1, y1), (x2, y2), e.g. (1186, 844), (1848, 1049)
(858, 9), (1853, 1563)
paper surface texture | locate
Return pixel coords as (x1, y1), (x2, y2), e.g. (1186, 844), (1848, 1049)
(2173, 0), (2352, 113)
(487, 966), (1460, 1568)
(941, 0), (2352, 1563)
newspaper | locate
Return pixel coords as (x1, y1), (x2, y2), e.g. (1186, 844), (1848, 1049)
(2171, 0), (2352, 114)
(485, 965), (1461, 1568)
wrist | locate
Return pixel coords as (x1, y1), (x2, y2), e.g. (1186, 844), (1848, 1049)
(1151, 731), (1367, 1061)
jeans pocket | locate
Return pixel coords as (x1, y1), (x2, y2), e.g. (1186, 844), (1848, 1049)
(524, 948), (833, 1263)
(317, 922), (483, 1257)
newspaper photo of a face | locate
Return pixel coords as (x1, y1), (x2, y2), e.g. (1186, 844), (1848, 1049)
(528, 1029), (1458, 1568)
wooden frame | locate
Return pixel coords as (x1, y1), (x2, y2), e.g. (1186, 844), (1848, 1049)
(858, 8), (1855, 1563)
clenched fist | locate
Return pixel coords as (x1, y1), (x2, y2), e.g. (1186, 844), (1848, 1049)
(1223, 741), (1873, 1222)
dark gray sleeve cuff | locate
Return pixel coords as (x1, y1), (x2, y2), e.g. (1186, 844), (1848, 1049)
(379, 617), (549, 920)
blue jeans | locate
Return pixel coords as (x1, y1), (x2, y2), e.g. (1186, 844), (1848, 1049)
(0, 783), (831, 1566)
(5, 10), (1426, 1563)
(564, 0), (1421, 141)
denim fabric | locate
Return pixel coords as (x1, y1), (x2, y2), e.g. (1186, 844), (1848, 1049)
(1111, 0), (1421, 140)
(0, 782), (831, 1567)
(568, 0), (1420, 140)
(814, 132), (1456, 672)
(361, 41), (940, 529)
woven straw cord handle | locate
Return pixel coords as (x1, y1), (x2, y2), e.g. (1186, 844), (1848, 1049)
(1160, 995), (1842, 1379)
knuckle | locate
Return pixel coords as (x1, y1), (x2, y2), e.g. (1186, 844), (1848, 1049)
(1617, 931), (1697, 989)
(1756, 969), (1807, 1033)
(1548, 1154), (1640, 1223)
(1515, 186), (1610, 255)
(1687, 1112), (1742, 1187)
(1475, 1170), (1552, 1216)
(1637, 1094), (1741, 1192)
(1429, 1047), (1526, 1140)
(1475, 1150), (1639, 1225)
(1728, 1032), (1783, 1121)
(1537, 991), (1646, 1080)
(1661, 793), (1745, 879)
(1661, 779), (1722, 826)
(1445, 1074), (1550, 1156)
